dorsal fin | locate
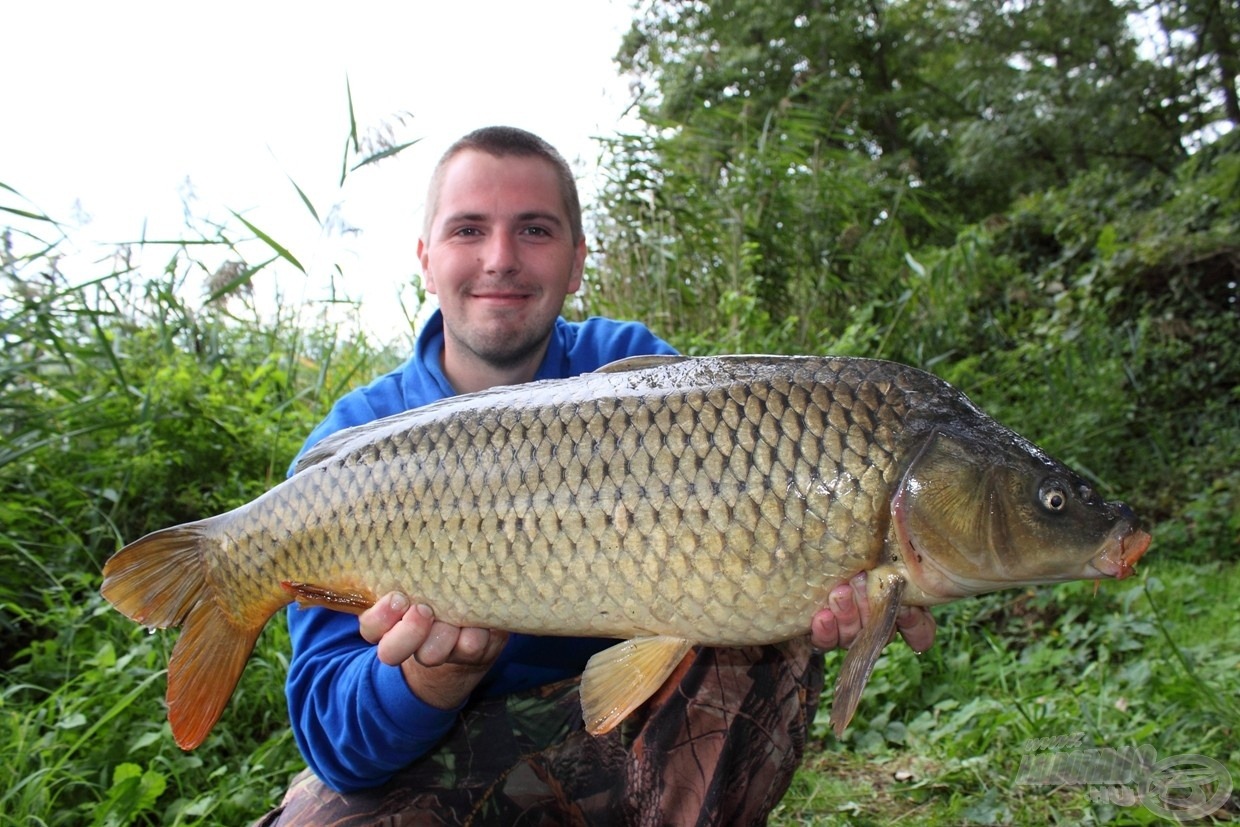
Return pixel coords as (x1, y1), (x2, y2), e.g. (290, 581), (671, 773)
(592, 355), (689, 374)
(294, 355), (689, 475)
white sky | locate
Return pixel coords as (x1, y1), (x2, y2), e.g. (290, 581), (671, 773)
(2, 0), (644, 344)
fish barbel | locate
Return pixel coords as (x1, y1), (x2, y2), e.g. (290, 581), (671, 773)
(101, 355), (1151, 749)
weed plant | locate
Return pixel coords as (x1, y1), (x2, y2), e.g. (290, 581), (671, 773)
(0, 183), (391, 824)
(2, 123), (1237, 824)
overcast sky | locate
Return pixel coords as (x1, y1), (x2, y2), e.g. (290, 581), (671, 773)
(3, 1), (644, 341)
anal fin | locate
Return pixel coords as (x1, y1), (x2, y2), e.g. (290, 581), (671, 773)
(581, 636), (695, 735)
(829, 571), (907, 737)
(281, 581), (377, 615)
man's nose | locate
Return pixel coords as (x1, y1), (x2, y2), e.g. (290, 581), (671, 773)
(482, 232), (519, 274)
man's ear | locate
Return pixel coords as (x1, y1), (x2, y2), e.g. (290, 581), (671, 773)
(568, 237), (586, 293)
(417, 238), (438, 294)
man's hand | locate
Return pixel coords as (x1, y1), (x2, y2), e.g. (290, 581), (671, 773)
(809, 572), (936, 654)
(360, 592), (509, 710)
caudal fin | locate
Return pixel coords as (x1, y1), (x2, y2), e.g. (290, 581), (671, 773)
(101, 522), (264, 749)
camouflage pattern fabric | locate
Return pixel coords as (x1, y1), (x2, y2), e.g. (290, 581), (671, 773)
(254, 641), (824, 826)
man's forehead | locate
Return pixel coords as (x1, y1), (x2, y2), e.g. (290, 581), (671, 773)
(441, 150), (558, 187)
(435, 152), (568, 218)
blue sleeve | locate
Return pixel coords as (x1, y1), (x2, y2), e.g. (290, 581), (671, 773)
(284, 365), (462, 791)
(285, 603), (463, 792)
(286, 610), (607, 792)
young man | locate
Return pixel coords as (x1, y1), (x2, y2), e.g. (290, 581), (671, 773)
(258, 126), (936, 825)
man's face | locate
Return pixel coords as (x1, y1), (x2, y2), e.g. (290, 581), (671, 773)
(418, 150), (585, 378)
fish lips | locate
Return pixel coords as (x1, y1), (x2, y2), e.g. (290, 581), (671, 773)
(1087, 523), (1152, 580)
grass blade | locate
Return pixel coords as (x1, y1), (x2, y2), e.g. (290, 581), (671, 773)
(286, 175), (321, 226)
(350, 138), (422, 173)
(230, 212), (306, 274)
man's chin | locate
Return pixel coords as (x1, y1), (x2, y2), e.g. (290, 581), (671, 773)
(456, 330), (554, 373)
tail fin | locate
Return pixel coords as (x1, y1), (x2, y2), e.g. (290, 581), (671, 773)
(101, 522), (264, 749)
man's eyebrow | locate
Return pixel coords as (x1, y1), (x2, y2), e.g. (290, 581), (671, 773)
(515, 210), (566, 227)
(440, 211), (487, 225)
(440, 210), (565, 227)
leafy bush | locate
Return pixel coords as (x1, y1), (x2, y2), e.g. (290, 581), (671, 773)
(0, 190), (390, 823)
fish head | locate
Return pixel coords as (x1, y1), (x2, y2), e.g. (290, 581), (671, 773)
(891, 428), (1151, 603)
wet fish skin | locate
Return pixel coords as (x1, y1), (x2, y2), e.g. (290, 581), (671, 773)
(100, 354), (1150, 749)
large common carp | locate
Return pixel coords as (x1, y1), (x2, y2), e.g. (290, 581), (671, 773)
(101, 355), (1150, 750)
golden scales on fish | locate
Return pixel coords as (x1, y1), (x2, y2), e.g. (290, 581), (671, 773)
(101, 355), (1151, 750)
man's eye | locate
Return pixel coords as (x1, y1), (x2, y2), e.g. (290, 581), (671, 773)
(521, 226), (550, 237)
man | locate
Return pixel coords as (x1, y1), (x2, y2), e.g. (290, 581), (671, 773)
(259, 126), (935, 825)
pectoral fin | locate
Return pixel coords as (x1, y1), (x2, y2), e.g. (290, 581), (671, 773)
(280, 581), (377, 615)
(829, 571), (907, 737)
(581, 636), (695, 735)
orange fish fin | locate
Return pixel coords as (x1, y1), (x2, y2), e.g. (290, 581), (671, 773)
(581, 635), (695, 735)
(101, 520), (282, 749)
(829, 571), (907, 737)
(281, 581), (377, 615)
(101, 522), (212, 627)
(167, 599), (263, 749)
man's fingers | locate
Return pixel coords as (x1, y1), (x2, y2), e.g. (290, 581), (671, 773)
(413, 622), (510, 667)
(373, 600), (436, 666)
(451, 626), (509, 663)
(828, 576), (864, 648)
(811, 573), (936, 655)
(360, 592), (415, 644)
(414, 620), (462, 667)
(361, 592), (510, 669)
(896, 605), (937, 654)
(809, 578), (862, 652)
(809, 609), (841, 652)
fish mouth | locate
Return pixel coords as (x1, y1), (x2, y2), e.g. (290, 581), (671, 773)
(1088, 526), (1152, 579)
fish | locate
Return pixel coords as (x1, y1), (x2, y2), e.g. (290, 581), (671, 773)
(100, 354), (1151, 750)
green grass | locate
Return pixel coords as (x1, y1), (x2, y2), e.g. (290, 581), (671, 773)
(772, 557), (1240, 825)
(0, 181), (384, 826)
(3, 105), (1237, 824)
(2, 552), (1233, 824)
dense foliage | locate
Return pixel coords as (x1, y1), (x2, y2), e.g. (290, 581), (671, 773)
(590, 0), (1239, 552)
(2, 0), (1237, 823)
(0, 191), (392, 822)
(584, 1), (1239, 821)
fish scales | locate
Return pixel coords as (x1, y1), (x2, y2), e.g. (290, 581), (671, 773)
(216, 358), (906, 642)
(101, 354), (1151, 749)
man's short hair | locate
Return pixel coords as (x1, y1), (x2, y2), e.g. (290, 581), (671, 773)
(423, 126), (583, 245)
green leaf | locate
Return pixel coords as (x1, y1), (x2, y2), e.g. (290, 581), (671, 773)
(230, 212), (306, 274)
(94, 762), (167, 826)
(350, 138), (422, 172)
(286, 174), (321, 225)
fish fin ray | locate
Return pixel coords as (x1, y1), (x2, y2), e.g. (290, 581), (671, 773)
(829, 573), (907, 737)
(101, 522), (212, 627)
(281, 581), (377, 614)
(101, 520), (280, 749)
(581, 636), (694, 735)
(167, 600), (263, 749)
(592, 355), (689, 374)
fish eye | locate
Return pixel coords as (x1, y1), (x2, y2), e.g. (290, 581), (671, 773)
(1039, 482), (1068, 512)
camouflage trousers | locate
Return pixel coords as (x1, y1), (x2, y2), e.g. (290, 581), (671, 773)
(255, 641), (824, 827)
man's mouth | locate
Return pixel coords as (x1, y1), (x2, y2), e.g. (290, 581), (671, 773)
(469, 286), (536, 302)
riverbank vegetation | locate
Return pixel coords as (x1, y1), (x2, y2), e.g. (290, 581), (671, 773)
(3, 0), (1237, 822)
